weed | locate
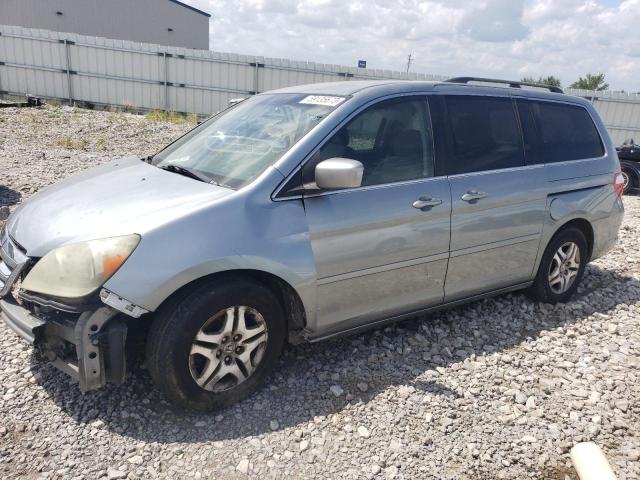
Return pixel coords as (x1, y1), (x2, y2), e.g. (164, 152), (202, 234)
(106, 111), (129, 127)
(121, 100), (138, 113)
(56, 136), (75, 149)
(145, 110), (198, 125)
(56, 136), (89, 150)
(145, 110), (168, 122)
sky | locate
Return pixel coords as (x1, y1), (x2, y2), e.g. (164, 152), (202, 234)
(184, 0), (639, 91)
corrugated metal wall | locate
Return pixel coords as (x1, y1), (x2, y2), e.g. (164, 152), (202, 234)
(0, 24), (446, 115)
(0, 0), (210, 50)
(1, 24), (639, 145)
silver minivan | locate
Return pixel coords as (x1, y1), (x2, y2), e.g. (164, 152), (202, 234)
(0, 78), (624, 410)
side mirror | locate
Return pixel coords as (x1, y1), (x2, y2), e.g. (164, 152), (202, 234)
(315, 158), (364, 190)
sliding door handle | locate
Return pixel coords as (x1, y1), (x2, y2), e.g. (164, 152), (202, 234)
(461, 190), (488, 202)
(413, 196), (443, 209)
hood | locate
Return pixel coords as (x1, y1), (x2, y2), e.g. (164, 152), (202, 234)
(8, 157), (234, 256)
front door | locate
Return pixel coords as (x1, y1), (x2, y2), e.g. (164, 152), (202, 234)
(438, 94), (547, 301)
(302, 96), (452, 336)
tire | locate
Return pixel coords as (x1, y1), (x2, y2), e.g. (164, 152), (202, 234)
(621, 167), (635, 195)
(146, 277), (286, 411)
(526, 227), (588, 304)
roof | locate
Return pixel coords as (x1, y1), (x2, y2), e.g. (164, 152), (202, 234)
(168, 0), (211, 17)
(270, 80), (438, 96)
(269, 79), (587, 105)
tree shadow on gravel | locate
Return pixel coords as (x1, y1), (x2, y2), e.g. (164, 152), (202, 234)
(31, 264), (639, 443)
(0, 185), (21, 207)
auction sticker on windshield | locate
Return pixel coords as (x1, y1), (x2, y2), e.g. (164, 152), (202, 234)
(299, 95), (345, 107)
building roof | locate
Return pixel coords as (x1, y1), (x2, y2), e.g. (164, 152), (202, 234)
(168, 0), (211, 18)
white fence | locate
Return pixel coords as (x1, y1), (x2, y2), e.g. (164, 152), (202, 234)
(1, 24), (639, 145)
(0, 24), (445, 115)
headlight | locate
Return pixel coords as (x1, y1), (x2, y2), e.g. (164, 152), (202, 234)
(22, 234), (140, 299)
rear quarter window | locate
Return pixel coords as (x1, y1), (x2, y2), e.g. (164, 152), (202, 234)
(517, 100), (604, 164)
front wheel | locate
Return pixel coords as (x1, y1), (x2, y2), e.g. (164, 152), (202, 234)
(526, 227), (588, 304)
(146, 278), (286, 410)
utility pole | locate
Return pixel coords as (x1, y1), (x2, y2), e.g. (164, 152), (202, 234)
(405, 53), (413, 74)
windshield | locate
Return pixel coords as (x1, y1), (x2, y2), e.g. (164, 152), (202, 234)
(152, 93), (345, 189)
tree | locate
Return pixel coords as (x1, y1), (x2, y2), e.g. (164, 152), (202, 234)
(521, 76), (562, 88)
(570, 73), (609, 91)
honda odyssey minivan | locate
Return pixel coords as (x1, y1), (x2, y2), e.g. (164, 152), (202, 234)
(0, 78), (624, 410)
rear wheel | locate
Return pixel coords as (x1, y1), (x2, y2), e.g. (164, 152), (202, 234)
(146, 278), (286, 410)
(527, 227), (588, 304)
(621, 167), (635, 195)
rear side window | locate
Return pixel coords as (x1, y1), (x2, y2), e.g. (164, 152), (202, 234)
(517, 100), (604, 164)
(444, 95), (524, 175)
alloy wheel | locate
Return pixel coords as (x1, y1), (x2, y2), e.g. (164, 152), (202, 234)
(548, 241), (581, 294)
(621, 171), (630, 193)
(189, 306), (268, 392)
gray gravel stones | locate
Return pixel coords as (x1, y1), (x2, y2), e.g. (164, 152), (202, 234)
(330, 385), (344, 397)
(107, 468), (127, 480)
(0, 105), (639, 479)
(236, 459), (250, 474)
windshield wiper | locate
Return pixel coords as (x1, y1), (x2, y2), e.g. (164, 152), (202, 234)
(159, 164), (214, 184)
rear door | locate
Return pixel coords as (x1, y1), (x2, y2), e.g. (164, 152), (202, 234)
(436, 94), (547, 301)
(302, 96), (452, 336)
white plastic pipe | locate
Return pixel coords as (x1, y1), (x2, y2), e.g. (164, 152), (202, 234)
(570, 442), (617, 480)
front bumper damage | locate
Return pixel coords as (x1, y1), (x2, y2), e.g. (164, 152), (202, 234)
(0, 297), (127, 391)
(1, 226), (149, 392)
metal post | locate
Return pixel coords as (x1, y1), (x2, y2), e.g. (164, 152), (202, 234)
(0, 31), (3, 95)
(163, 52), (169, 110)
(64, 39), (73, 104)
(254, 62), (259, 95)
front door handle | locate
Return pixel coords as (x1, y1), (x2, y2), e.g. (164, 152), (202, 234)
(461, 190), (488, 202)
(413, 196), (443, 210)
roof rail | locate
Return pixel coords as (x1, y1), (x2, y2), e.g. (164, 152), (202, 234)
(445, 76), (564, 94)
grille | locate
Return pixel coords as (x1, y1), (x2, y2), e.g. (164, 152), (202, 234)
(0, 226), (29, 299)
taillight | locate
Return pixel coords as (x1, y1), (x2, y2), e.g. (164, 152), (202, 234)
(613, 171), (625, 198)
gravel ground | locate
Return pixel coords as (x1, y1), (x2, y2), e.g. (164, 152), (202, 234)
(0, 105), (638, 480)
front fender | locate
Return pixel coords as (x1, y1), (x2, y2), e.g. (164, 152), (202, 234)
(155, 254), (315, 313)
(102, 188), (318, 324)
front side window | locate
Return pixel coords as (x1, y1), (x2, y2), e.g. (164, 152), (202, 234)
(444, 95), (524, 175)
(153, 94), (343, 189)
(518, 100), (604, 164)
(312, 97), (434, 187)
